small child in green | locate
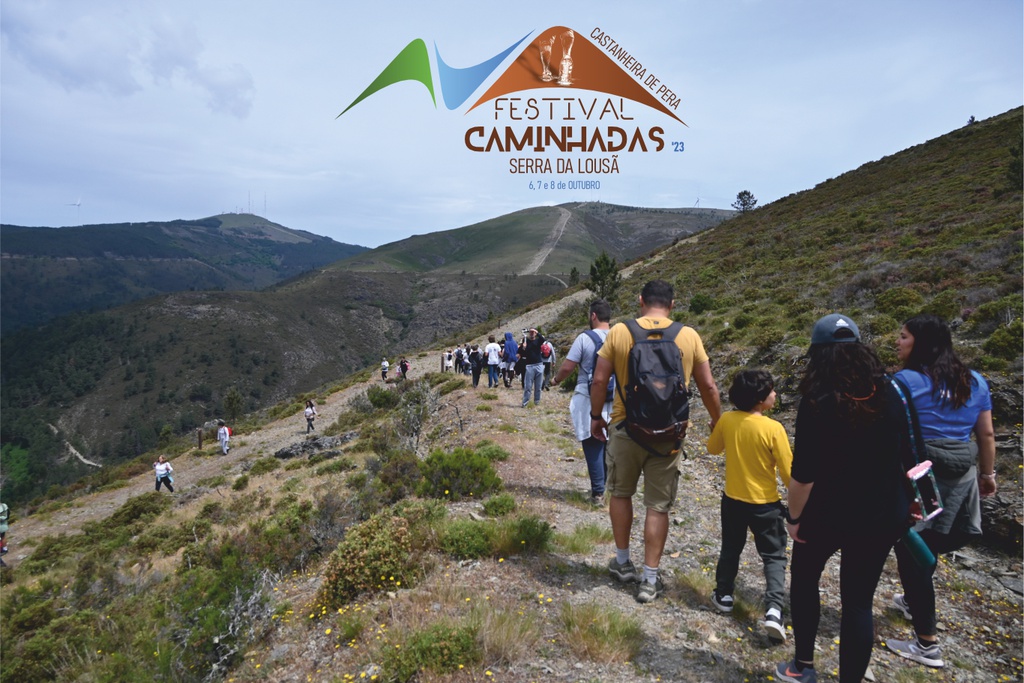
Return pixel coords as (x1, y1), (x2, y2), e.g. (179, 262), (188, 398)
(706, 369), (793, 642)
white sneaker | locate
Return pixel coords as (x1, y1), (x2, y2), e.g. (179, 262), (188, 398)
(764, 607), (786, 642)
(892, 593), (913, 619)
(886, 638), (944, 668)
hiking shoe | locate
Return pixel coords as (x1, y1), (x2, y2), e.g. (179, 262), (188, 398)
(763, 607), (786, 642)
(636, 577), (664, 603)
(892, 593), (913, 620)
(886, 638), (944, 668)
(711, 590), (734, 613)
(775, 660), (817, 683)
(608, 557), (637, 583)
(590, 493), (605, 507)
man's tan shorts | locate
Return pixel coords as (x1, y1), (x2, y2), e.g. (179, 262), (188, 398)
(604, 427), (681, 513)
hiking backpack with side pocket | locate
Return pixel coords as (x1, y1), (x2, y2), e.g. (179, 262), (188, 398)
(583, 330), (615, 404)
(616, 319), (691, 454)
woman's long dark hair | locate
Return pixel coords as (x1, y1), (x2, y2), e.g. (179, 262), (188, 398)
(902, 314), (973, 409)
(799, 342), (887, 422)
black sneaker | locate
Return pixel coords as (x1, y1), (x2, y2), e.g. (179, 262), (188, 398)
(775, 660), (817, 683)
(763, 607), (786, 642)
(711, 589), (734, 613)
(636, 577), (664, 603)
(608, 557), (637, 583)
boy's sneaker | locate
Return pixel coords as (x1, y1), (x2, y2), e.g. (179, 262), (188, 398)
(711, 590), (734, 613)
(763, 607), (786, 642)
(775, 660), (817, 683)
(608, 557), (637, 583)
(636, 577), (664, 603)
(886, 638), (944, 668)
(892, 593), (913, 620)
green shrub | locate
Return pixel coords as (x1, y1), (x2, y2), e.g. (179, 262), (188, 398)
(315, 457), (356, 477)
(249, 457), (280, 476)
(366, 385), (400, 410)
(983, 320), (1024, 359)
(385, 621), (482, 682)
(438, 519), (492, 559)
(924, 290), (963, 321)
(376, 450), (423, 503)
(417, 447), (502, 501)
(438, 377), (466, 395)
(346, 471), (368, 489)
(733, 312), (755, 329)
(475, 440), (510, 461)
(875, 287), (925, 319)
(491, 515), (553, 556)
(320, 512), (419, 606)
(866, 313), (899, 336)
(108, 492), (171, 530)
(482, 492), (517, 517)
(689, 292), (715, 314)
(475, 404), (492, 412)
(964, 294), (1021, 335)
(232, 474), (249, 491)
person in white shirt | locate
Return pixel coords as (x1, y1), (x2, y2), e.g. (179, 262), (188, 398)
(552, 299), (613, 505)
(381, 358), (390, 382)
(484, 335), (503, 388)
(304, 400), (318, 433)
(217, 420), (230, 454)
(154, 455), (174, 492)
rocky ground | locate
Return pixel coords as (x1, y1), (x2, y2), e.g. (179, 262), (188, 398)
(9, 299), (1022, 682)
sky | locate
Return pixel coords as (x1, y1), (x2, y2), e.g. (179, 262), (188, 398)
(1, 1), (1021, 248)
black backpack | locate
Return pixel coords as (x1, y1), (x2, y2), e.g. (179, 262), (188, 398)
(583, 330), (615, 404)
(616, 319), (690, 455)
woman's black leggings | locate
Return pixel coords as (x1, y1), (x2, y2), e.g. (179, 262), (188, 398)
(156, 476), (174, 493)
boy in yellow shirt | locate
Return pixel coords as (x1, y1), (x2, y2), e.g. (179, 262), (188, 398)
(707, 369), (793, 642)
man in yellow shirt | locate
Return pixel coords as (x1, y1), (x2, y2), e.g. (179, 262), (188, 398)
(590, 279), (722, 603)
(707, 369), (793, 642)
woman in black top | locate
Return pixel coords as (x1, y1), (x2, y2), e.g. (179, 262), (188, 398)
(775, 314), (914, 683)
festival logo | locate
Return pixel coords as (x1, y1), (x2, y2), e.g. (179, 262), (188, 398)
(339, 26), (686, 184)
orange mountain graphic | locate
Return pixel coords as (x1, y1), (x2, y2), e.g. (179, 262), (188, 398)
(468, 26), (685, 125)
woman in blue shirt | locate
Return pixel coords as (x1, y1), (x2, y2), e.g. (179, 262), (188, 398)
(887, 314), (997, 669)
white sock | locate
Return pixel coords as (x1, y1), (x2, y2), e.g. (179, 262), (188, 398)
(615, 547), (630, 565)
(642, 564), (658, 584)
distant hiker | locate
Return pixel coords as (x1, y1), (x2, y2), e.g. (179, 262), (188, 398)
(442, 349), (454, 373)
(399, 358), (410, 379)
(217, 419), (230, 455)
(0, 501), (9, 565)
(469, 344), (484, 388)
(154, 455), (174, 492)
(484, 335), (502, 388)
(707, 369), (792, 642)
(521, 327), (547, 407)
(502, 332), (519, 387)
(590, 279), (722, 603)
(552, 299), (613, 505)
(381, 357), (390, 382)
(541, 338), (555, 390)
(454, 346), (465, 374)
(304, 400), (318, 433)
(775, 314), (918, 683)
(463, 344), (473, 375)
(886, 314), (996, 670)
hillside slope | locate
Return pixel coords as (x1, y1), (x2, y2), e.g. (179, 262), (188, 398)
(2, 333), (1020, 682)
(341, 203), (734, 276)
(0, 214), (368, 332)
